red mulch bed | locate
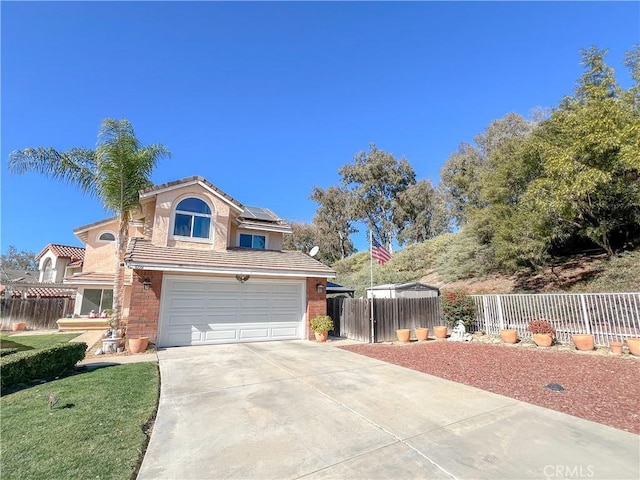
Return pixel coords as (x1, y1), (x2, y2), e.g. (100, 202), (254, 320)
(340, 341), (640, 434)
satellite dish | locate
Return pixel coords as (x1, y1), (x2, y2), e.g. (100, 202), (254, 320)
(309, 246), (319, 257)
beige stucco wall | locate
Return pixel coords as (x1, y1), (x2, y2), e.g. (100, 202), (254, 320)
(228, 225), (284, 250)
(149, 184), (234, 251)
(82, 220), (118, 273)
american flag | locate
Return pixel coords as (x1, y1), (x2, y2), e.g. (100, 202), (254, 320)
(371, 238), (392, 265)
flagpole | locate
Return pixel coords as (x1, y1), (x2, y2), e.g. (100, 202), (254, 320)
(369, 227), (375, 344)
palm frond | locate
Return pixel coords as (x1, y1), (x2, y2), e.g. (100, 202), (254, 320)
(96, 119), (170, 213)
(8, 147), (98, 196)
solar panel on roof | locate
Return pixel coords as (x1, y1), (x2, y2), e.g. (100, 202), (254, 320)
(243, 206), (277, 222)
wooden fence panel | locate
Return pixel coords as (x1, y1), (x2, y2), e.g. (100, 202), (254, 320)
(0, 298), (75, 330)
(327, 297), (442, 343)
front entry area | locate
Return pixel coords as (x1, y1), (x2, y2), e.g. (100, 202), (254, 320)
(158, 275), (306, 347)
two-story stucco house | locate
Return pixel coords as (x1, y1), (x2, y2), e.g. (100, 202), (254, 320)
(60, 176), (335, 347)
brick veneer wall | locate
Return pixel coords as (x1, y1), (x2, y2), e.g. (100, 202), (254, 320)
(127, 270), (163, 344)
(306, 277), (327, 340)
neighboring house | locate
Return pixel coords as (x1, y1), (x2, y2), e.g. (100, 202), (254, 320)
(366, 282), (440, 299)
(64, 217), (131, 317)
(61, 176), (336, 347)
(36, 244), (85, 283)
(0, 265), (75, 299)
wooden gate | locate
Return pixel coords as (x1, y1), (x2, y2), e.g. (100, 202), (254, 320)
(326, 297), (442, 343)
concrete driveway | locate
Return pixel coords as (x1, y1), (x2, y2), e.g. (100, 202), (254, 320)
(137, 340), (639, 480)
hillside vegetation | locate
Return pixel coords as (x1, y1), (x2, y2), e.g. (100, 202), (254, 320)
(332, 234), (640, 297)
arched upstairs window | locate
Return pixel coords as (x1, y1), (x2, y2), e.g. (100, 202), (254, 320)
(98, 231), (116, 242)
(42, 258), (55, 283)
(173, 197), (212, 239)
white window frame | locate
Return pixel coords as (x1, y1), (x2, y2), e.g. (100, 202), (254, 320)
(170, 196), (214, 244)
(97, 230), (116, 243)
(238, 232), (268, 250)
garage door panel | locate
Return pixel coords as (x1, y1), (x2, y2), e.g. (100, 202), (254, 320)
(238, 327), (270, 339)
(170, 281), (209, 293)
(271, 326), (299, 338)
(203, 328), (239, 342)
(159, 276), (305, 347)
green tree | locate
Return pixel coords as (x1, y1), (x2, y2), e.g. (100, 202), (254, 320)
(523, 47), (640, 256)
(393, 180), (451, 245)
(339, 143), (416, 250)
(310, 185), (357, 261)
(439, 142), (485, 226)
(8, 118), (170, 324)
(1, 246), (38, 271)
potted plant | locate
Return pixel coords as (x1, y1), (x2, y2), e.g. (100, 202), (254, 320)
(432, 325), (447, 339)
(414, 327), (429, 341)
(527, 319), (555, 347)
(500, 327), (518, 344)
(396, 328), (411, 342)
(11, 322), (27, 332)
(128, 336), (149, 353)
(609, 341), (623, 355)
(626, 337), (640, 356)
(571, 333), (595, 351)
(310, 314), (334, 343)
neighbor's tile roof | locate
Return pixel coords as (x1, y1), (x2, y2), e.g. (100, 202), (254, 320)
(0, 286), (75, 298)
(36, 244), (85, 261)
(125, 238), (335, 277)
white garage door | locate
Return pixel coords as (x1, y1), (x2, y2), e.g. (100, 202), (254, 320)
(158, 275), (306, 347)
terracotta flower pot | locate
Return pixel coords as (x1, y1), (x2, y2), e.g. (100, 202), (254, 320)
(433, 326), (448, 339)
(609, 341), (623, 355)
(396, 329), (411, 342)
(314, 331), (328, 343)
(415, 327), (429, 341)
(11, 322), (27, 332)
(533, 333), (553, 347)
(128, 336), (149, 354)
(626, 338), (640, 357)
(572, 334), (595, 351)
(500, 329), (517, 344)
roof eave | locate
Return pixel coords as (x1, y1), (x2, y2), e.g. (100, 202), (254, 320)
(236, 221), (293, 234)
(125, 261), (335, 279)
(139, 178), (244, 213)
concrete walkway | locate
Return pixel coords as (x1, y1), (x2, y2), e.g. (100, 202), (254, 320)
(137, 340), (639, 480)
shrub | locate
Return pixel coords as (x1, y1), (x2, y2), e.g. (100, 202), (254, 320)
(527, 319), (556, 336)
(310, 315), (334, 333)
(441, 291), (476, 329)
(1, 342), (87, 390)
(0, 348), (18, 357)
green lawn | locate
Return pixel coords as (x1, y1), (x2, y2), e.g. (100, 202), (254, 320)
(1, 362), (159, 480)
(0, 333), (80, 351)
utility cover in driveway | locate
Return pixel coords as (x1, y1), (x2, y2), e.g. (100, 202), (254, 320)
(158, 275), (305, 347)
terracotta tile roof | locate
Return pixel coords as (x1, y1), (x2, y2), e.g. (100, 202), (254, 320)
(0, 286), (75, 298)
(125, 238), (335, 278)
(36, 244), (85, 261)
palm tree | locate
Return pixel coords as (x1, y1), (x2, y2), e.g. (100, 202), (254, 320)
(8, 118), (170, 325)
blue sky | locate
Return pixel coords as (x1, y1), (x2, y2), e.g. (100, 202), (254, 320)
(2, 1), (638, 256)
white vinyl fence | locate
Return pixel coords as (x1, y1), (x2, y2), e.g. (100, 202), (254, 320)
(470, 293), (640, 346)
